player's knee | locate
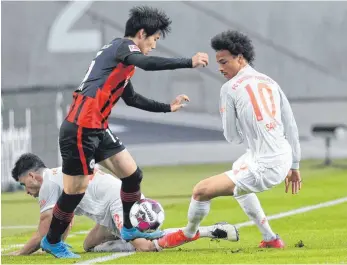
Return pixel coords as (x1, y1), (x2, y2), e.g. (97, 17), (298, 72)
(63, 175), (90, 194)
(122, 167), (143, 184)
(136, 167), (143, 183)
(192, 180), (212, 201)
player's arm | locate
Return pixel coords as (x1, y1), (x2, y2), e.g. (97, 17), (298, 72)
(279, 88), (301, 169)
(221, 90), (243, 144)
(116, 42), (207, 71)
(13, 180), (71, 256)
(121, 81), (171, 112)
(13, 209), (71, 256)
(124, 53), (192, 71)
(13, 209), (52, 255)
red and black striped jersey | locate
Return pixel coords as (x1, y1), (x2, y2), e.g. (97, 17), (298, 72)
(66, 38), (141, 129)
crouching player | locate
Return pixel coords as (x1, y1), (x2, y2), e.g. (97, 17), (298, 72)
(10, 153), (239, 255)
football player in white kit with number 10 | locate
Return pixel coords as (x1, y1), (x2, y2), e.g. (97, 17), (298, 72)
(158, 30), (302, 250)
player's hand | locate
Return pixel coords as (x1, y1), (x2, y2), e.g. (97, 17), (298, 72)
(285, 169), (302, 194)
(170, 94), (190, 112)
(192, 52), (209, 68)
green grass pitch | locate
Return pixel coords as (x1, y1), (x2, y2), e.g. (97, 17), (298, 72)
(2, 160), (347, 264)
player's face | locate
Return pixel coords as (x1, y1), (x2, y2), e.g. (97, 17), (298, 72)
(138, 31), (161, 55)
(216, 50), (244, 80)
(19, 173), (41, 198)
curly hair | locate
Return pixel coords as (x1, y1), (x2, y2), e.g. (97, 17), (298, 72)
(124, 6), (172, 38)
(211, 30), (255, 65)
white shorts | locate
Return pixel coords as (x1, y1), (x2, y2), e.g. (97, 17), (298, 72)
(225, 151), (292, 197)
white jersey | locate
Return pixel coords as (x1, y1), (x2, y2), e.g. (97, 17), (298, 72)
(38, 167), (123, 236)
(219, 65), (301, 169)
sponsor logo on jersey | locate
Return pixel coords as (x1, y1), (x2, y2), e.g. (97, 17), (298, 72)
(128, 45), (141, 52)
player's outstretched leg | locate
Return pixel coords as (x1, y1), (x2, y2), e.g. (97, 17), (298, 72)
(162, 222), (239, 242)
(234, 193), (284, 248)
(119, 167), (164, 241)
(99, 150), (164, 241)
(158, 173), (235, 248)
(206, 222), (239, 242)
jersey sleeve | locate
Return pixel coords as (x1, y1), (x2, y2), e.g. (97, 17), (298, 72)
(115, 39), (142, 62)
(220, 85), (244, 144)
(38, 179), (62, 213)
(279, 88), (301, 169)
(115, 39), (192, 70)
(121, 81), (171, 112)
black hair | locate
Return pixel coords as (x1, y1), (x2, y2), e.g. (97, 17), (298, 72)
(11, 153), (46, 182)
(124, 6), (172, 38)
(211, 30), (255, 65)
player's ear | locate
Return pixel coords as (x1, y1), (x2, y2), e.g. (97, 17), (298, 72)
(238, 54), (244, 63)
(138, 29), (146, 39)
(28, 172), (35, 179)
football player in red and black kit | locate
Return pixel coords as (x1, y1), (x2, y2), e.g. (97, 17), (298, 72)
(40, 6), (209, 258)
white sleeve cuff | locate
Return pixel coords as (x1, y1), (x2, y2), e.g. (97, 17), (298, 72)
(291, 162), (300, 170)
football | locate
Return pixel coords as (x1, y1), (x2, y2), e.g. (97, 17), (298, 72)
(130, 198), (165, 232)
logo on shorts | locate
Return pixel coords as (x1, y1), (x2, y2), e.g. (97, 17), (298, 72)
(89, 159), (95, 169)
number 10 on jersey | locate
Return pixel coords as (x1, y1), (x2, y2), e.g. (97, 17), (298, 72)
(245, 83), (276, 122)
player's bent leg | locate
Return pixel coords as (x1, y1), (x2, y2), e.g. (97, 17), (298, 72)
(92, 240), (136, 252)
(99, 150), (162, 241)
(92, 238), (157, 253)
(185, 173), (235, 236)
(159, 173), (236, 248)
(63, 174), (89, 194)
(192, 173), (236, 201)
(41, 120), (99, 258)
(95, 223), (240, 253)
(83, 224), (117, 252)
(41, 174), (88, 258)
(228, 162), (288, 248)
(98, 149), (137, 178)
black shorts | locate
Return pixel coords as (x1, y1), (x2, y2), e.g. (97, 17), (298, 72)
(59, 120), (125, 176)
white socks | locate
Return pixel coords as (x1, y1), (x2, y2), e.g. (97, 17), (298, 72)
(164, 226), (212, 238)
(235, 193), (276, 241)
(183, 198), (211, 238)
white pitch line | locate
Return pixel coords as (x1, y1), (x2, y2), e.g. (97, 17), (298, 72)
(76, 252), (134, 264)
(1, 225), (36, 229)
(235, 196), (347, 228)
(78, 196), (347, 265)
(1, 244), (25, 253)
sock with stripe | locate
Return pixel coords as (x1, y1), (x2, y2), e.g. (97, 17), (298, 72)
(46, 191), (85, 244)
(121, 167), (143, 228)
